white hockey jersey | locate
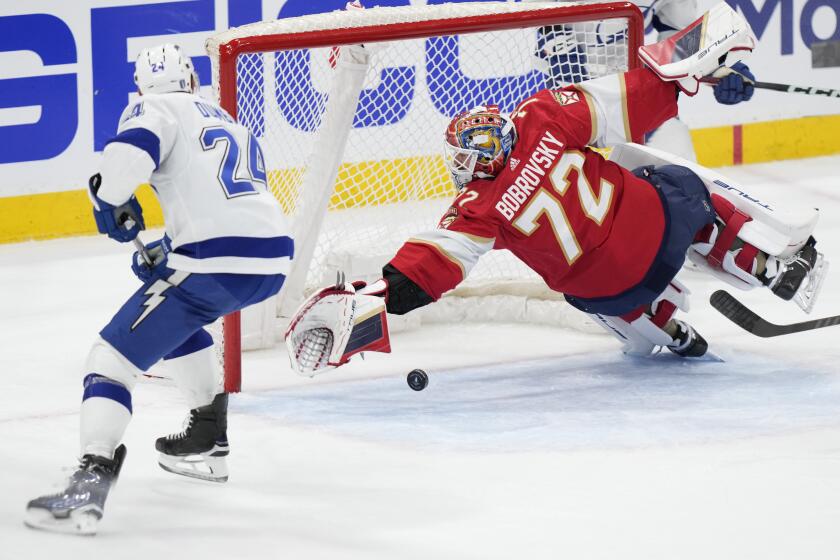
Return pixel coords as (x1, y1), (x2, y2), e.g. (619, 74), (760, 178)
(531, 0), (699, 38)
(98, 92), (292, 275)
(631, 0), (699, 37)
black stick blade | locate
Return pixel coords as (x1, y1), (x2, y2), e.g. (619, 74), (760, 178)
(710, 290), (840, 338)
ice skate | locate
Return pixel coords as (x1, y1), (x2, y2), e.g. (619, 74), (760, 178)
(25, 444), (127, 535)
(667, 319), (708, 358)
(762, 238), (828, 313)
(156, 393), (229, 483)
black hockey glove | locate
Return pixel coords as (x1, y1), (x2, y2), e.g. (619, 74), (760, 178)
(381, 263), (434, 315)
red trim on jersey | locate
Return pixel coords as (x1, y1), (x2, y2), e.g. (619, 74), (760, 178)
(389, 241), (464, 300)
(623, 69), (681, 143)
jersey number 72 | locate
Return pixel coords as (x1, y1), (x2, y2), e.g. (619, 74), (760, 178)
(512, 151), (614, 265)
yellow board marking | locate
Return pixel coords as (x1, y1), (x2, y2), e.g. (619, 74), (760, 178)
(691, 125), (735, 167)
(3, 115), (840, 245)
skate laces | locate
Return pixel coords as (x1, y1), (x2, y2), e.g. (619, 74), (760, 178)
(167, 411), (197, 441)
(47, 458), (101, 494)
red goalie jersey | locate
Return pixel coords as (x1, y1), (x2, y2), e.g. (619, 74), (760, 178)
(389, 68), (681, 308)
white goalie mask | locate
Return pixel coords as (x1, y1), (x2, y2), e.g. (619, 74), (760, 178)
(134, 43), (198, 95)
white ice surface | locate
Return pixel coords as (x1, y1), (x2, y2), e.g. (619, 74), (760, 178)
(3, 156), (840, 558)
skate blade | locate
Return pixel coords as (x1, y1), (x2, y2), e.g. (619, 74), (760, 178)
(691, 350), (725, 363)
(640, 349), (725, 363)
(158, 453), (229, 483)
(24, 506), (101, 536)
(794, 253), (829, 314)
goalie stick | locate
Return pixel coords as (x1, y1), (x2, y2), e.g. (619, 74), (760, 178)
(710, 290), (840, 337)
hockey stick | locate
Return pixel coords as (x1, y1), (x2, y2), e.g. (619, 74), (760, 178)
(122, 218), (152, 267)
(709, 290), (840, 337)
(702, 77), (840, 98)
(89, 173), (152, 266)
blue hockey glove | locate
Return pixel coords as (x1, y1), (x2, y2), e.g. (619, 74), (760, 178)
(88, 173), (145, 242)
(131, 237), (171, 283)
(536, 25), (589, 89)
(713, 62), (755, 105)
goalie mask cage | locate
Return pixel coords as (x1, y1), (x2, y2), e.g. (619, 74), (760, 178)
(206, 1), (644, 392)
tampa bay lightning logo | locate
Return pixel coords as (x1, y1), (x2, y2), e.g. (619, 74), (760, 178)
(131, 270), (189, 331)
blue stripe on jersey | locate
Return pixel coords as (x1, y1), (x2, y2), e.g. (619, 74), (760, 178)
(173, 236), (294, 260)
(106, 127), (161, 169)
(82, 373), (133, 414)
(164, 329), (214, 361)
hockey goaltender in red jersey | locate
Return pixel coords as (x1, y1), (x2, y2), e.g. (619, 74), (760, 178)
(284, 2), (828, 375)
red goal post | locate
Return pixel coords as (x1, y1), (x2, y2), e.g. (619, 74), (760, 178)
(206, 1), (644, 392)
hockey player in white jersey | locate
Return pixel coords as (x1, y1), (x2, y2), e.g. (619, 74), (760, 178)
(530, 0), (756, 160)
(25, 44), (292, 535)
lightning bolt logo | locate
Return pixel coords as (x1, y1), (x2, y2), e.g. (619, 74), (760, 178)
(131, 270), (190, 331)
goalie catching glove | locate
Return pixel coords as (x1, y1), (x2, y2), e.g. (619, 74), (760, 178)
(284, 275), (391, 376)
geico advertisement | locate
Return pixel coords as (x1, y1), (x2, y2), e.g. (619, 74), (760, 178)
(1, 0), (838, 197)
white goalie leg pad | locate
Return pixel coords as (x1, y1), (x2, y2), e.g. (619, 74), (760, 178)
(588, 280), (689, 356)
(285, 279), (390, 376)
(610, 143), (820, 258)
(645, 118), (697, 163)
(590, 313), (671, 356)
(611, 142), (828, 308)
(689, 221), (764, 290)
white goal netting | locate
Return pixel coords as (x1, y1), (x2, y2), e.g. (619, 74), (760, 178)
(206, 1), (643, 387)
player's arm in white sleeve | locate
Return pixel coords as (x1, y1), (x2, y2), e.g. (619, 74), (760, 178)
(87, 97), (179, 243)
(97, 97), (178, 206)
(650, 0), (698, 39)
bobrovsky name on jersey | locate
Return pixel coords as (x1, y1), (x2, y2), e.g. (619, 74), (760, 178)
(495, 131), (565, 221)
(0, 0), (835, 166)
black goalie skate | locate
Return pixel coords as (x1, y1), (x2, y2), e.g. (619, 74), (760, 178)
(763, 237), (828, 313)
(667, 319), (708, 358)
(156, 393), (229, 483)
(25, 444), (127, 535)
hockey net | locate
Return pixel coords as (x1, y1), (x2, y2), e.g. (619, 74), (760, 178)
(206, 1), (643, 391)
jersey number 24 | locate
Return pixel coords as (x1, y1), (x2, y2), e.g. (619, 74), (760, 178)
(200, 126), (267, 198)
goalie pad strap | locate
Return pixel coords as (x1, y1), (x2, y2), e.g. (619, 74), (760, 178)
(650, 299), (677, 329)
(708, 194), (751, 269)
(618, 297), (678, 328)
(735, 243), (760, 273)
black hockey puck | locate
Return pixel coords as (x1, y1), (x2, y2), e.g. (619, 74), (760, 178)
(407, 369), (428, 391)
